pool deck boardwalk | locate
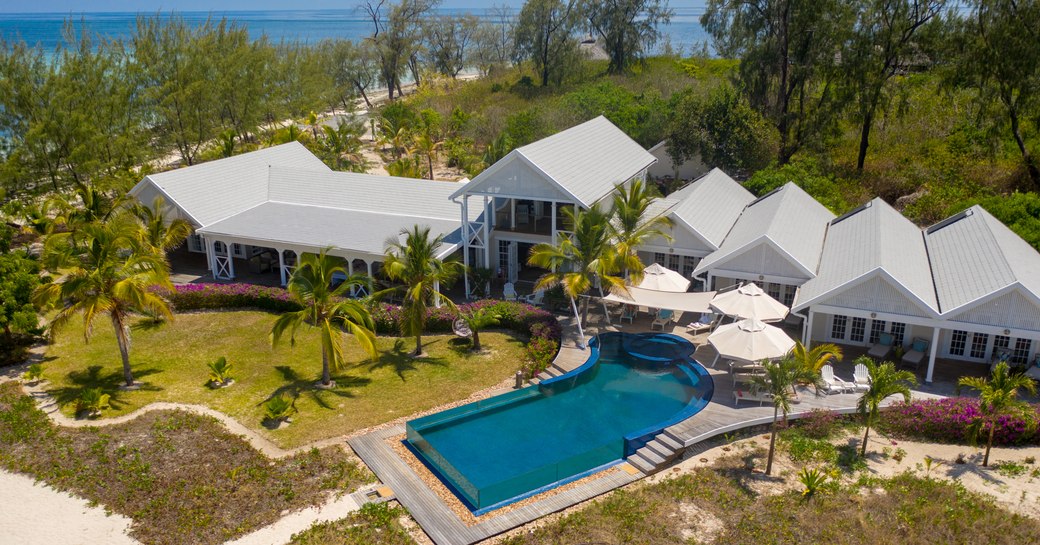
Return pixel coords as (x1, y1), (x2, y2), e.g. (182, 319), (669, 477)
(350, 314), (943, 545)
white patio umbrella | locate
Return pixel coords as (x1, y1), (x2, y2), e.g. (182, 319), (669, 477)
(707, 318), (795, 366)
(710, 283), (789, 322)
(635, 262), (690, 292)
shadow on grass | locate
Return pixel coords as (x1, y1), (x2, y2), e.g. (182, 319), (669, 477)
(365, 338), (448, 381)
(262, 365), (371, 411)
(48, 365), (163, 410)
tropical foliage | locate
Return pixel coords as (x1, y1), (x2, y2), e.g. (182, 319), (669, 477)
(609, 179), (672, 283)
(959, 362), (1038, 466)
(269, 249), (377, 386)
(382, 226), (463, 356)
(856, 358), (917, 456)
(749, 358), (823, 475)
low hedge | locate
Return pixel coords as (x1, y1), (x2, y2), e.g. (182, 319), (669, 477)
(160, 284), (562, 344)
(880, 397), (1040, 446)
(162, 283), (303, 313)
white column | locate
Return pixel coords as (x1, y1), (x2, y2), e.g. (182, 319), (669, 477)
(347, 259), (355, 296)
(482, 196), (491, 268)
(510, 198), (516, 229)
(204, 237), (214, 272)
(925, 327), (941, 383)
(551, 201), (557, 247)
(461, 196), (470, 298)
(366, 261), (374, 294)
(804, 310), (814, 346)
(433, 280), (441, 308)
(277, 249), (287, 286)
(225, 241), (235, 280)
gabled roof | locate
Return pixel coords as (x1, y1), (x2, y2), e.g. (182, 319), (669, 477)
(450, 116), (656, 207)
(693, 182), (835, 278)
(925, 205), (1040, 315)
(792, 198), (938, 314)
(665, 168), (756, 250)
(129, 142), (330, 227)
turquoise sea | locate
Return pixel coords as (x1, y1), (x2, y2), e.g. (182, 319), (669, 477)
(0, 7), (710, 53)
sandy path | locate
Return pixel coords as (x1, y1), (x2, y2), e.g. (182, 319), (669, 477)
(0, 470), (140, 545)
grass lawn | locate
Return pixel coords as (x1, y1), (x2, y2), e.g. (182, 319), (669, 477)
(41, 310), (526, 448)
(0, 382), (373, 545)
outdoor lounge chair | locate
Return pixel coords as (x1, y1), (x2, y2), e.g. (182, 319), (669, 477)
(686, 313), (719, 334)
(502, 282), (518, 301)
(853, 363), (870, 390)
(520, 289), (544, 306)
(650, 309), (675, 331)
(733, 388), (773, 406)
(868, 332), (895, 360)
(618, 305), (636, 324)
(901, 337), (929, 371)
(821, 365), (854, 394)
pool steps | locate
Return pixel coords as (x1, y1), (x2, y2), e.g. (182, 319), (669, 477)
(628, 429), (686, 474)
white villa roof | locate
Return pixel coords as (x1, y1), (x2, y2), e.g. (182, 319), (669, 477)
(925, 205), (1040, 314)
(693, 182), (835, 278)
(792, 198), (938, 314)
(450, 116), (656, 208)
(130, 142), (330, 227)
(197, 203), (464, 258)
(665, 168), (755, 249)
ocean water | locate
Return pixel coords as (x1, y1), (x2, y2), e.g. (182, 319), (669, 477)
(0, 7), (710, 53)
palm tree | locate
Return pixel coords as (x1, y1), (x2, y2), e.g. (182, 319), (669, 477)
(270, 249), (378, 387)
(383, 226), (464, 356)
(413, 130), (442, 180)
(528, 206), (625, 328)
(749, 358), (823, 475)
(959, 361), (1037, 466)
(609, 180), (672, 283)
(790, 341), (844, 373)
(130, 196), (193, 257)
(461, 307), (500, 352)
(857, 357), (917, 457)
(33, 218), (174, 387)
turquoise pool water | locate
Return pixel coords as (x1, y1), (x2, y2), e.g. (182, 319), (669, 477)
(405, 332), (713, 512)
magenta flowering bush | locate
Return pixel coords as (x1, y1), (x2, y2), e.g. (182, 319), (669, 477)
(879, 397), (1040, 446)
(159, 283), (302, 313)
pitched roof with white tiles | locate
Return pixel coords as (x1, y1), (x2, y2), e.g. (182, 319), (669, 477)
(792, 198), (938, 314)
(925, 205), (1040, 314)
(693, 182), (836, 278)
(450, 116), (657, 207)
(664, 168), (756, 250)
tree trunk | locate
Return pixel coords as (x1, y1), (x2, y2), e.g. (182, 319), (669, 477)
(427, 153), (434, 180)
(984, 421), (995, 467)
(355, 83), (372, 109)
(1008, 105), (1040, 187)
(472, 328), (481, 351)
(861, 417), (872, 457)
(776, 0), (792, 166)
(112, 312), (134, 387)
(766, 405), (779, 475)
(414, 334), (422, 356)
(321, 345), (331, 386)
(856, 110), (874, 172)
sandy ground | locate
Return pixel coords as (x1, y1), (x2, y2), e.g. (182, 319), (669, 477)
(0, 470), (140, 545)
(659, 430), (1040, 520)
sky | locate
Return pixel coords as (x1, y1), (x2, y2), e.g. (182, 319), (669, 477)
(0, 1), (705, 13)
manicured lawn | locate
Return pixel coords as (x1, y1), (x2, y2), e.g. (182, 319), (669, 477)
(42, 310), (526, 448)
(0, 382), (372, 545)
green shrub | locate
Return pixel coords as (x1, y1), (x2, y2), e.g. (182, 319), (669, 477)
(798, 467), (828, 499)
(21, 363), (43, 382)
(75, 388), (111, 418)
(206, 357), (233, 387)
(264, 393), (297, 423)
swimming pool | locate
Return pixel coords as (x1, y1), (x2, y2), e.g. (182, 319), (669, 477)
(405, 332), (714, 513)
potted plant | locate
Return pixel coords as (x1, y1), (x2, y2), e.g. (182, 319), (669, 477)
(207, 356), (234, 388)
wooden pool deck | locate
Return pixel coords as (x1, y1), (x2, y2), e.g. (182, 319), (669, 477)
(350, 313), (944, 545)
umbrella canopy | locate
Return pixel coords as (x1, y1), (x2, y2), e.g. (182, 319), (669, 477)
(710, 283), (789, 322)
(708, 318), (795, 364)
(635, 262), (691, 292)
